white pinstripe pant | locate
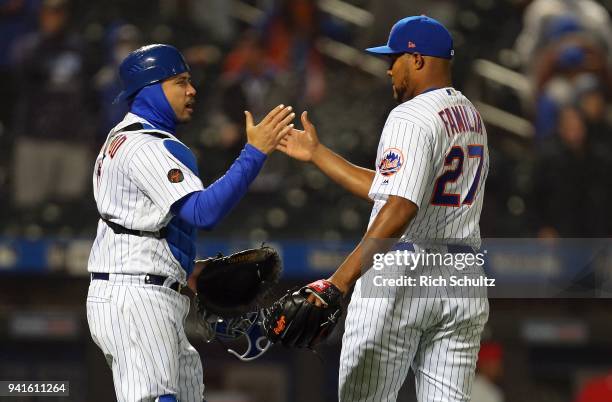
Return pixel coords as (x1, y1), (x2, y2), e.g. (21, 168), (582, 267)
(339, 267), (489, 402)
(87, 276), (204, 402)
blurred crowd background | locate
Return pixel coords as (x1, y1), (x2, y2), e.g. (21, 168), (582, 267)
(1, 0), (612, 401)
(1, 0), (611, 240)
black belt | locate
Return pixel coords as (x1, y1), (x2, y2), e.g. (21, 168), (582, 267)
(102, 218), (167, 239)
(91, 272), (182, 292)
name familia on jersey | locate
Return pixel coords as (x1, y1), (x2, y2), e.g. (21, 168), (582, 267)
(368, 87), (488, 249)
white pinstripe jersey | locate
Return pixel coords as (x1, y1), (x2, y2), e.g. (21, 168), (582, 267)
(88, 113), (204, 281)
(368, 87), (489, 248)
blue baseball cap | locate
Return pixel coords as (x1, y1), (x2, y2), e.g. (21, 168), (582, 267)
(366, 16), (454, 59)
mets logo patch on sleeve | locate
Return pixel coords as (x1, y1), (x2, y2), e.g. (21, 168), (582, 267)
(378, 148), (404, 176)
(167, 168), (184, 183)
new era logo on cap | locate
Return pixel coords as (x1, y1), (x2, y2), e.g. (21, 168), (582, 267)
(365, 15), (454, 59)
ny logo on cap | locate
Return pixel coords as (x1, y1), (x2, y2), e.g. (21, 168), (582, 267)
(408, 41), (416, 48)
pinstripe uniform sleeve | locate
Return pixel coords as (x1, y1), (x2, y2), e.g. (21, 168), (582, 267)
(369, 118), (434, 207)
(128, 140), (204, 215)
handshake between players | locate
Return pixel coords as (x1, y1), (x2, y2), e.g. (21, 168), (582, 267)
(244, 104), (295, 155)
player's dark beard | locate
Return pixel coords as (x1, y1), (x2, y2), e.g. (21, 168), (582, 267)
(393, 85), (405, 104)
(393, 84), (409, 103)
(393, 75), (411, 103)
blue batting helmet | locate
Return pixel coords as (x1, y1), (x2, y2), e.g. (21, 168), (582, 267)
(114, 44), (190, 103)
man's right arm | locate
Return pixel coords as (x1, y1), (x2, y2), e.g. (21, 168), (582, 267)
(311, 144), (375, 201)
(278, 111), (374, 201)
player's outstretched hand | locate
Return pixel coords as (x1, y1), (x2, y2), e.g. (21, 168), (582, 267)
(245, 104), (295, 154)
(277, 111), (320, 162)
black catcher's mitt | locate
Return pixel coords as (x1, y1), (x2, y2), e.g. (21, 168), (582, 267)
(263, 279), (343, 348)
(195, 246), (282, 318)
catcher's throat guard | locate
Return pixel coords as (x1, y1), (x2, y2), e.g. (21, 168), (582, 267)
(204, 311), (272, 362)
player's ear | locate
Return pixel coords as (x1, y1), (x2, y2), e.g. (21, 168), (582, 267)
(413, 53), (425, 70)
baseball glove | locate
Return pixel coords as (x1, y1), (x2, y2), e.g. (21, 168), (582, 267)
(195, 246), (282, 319)
(263, 279), (343, 348)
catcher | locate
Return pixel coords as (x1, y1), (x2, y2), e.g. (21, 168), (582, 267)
(86, 43), (294, 402)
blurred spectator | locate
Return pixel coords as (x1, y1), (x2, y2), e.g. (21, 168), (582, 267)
(531, 15), (610, 139)
(535, 38), (609, 95)
(208, 31), (293, 195)
(471, 342), (505, 402)
(574, 372), (612, 402)
(535, 75), (574, 139)
(515, 0), (612, 69)
(187, 0), (236, 47)
(575, 74), (612, 236)
(151, 0), (223, 111)
(10, 0), (95, 209)
(93, 23), (141, 140)
(533, 105), (611, 237)
(156, 0), (235, 49)
(363, 0), (456, 49)
(574, 74), (611, 148)
(0, 0), (38, 130)
(259, 0), (326, 106)
(219, 31), (291, 151)
(152, 0), (223, 66)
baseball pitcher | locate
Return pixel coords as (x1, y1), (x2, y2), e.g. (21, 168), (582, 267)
(267, 16), (490, 402)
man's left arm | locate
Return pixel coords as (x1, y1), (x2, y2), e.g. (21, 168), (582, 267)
(322, 119), (434, 297)
(264, 195), (418, 347)
(326, 196), (418, 296)
(266, 120), (434, 347)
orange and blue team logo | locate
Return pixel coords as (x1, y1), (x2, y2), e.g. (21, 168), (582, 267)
(378, 148), (404, 176)
(167, 168), (184, 183)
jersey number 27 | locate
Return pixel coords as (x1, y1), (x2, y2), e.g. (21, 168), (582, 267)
(431, 144), (484, 207)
